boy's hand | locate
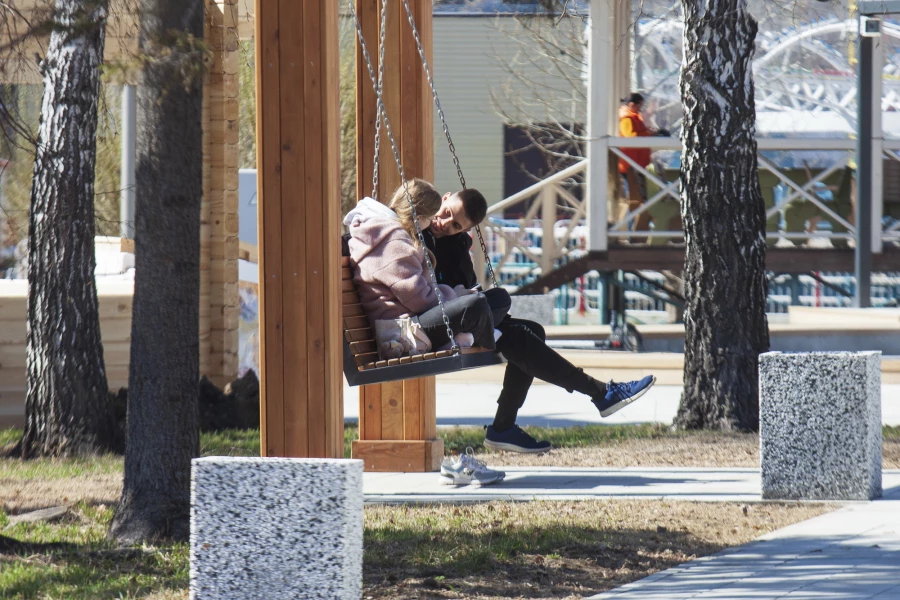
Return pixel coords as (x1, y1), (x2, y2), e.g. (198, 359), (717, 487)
(453, 284), (476, 297)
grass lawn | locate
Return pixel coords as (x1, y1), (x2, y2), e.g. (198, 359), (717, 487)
(3, 424), (893, 598)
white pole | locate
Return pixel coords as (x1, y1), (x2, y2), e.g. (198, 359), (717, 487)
(872, 36), (884, 255)
(120, 85), (136, 239)
(586, 0), (610, 252)
(541, 185), (556, 274)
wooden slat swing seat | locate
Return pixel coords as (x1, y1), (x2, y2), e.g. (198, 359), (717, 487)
(342, 0), (504, 386)
(341, 256), (505, 386)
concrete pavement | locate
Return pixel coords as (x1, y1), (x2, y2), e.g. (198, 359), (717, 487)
(587, 495), (900, 599)
(363, 467), (900, 505)
(365, 467), (766, 503)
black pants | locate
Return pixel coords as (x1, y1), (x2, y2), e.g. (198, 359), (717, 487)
(416, 293), (499, 350)
(421, 287), (598, 431)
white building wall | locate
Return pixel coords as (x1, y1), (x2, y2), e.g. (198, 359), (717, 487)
(432, 15), (586, 206)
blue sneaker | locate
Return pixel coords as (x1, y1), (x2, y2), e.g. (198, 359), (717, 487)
(484, 424), (552, 454)
(592, 375), (656, 417)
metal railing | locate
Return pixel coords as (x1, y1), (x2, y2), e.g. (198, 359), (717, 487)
(471, 137), (900, 323)
(474, 160), (588, 288)
(475, 136), (900, 289)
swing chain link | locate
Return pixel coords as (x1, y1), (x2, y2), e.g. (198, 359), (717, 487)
(370, 0), (388, 201)
(399, 0), (498, 289)
(350, 0), (458, 353)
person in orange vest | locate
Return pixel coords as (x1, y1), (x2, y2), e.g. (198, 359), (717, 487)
(618, 93), (665, 243)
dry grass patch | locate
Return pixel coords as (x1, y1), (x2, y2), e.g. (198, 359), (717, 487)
(1, 474), (123, 514)
(0, 448), (125, 513)
(487, 432), (760, 468)
(363, 499), (833, 599)
(462, 426), (900, 469)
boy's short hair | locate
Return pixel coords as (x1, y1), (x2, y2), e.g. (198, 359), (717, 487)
(626, 92), (644, 105)
(458, 188), (487, 226)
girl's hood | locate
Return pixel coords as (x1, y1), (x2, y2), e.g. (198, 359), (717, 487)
(344, 197), (408, 261)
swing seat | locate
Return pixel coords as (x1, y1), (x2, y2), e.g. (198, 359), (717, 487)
(340, 256), (504, 386)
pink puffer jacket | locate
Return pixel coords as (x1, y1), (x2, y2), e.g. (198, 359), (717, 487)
(344, 198), (456, 321)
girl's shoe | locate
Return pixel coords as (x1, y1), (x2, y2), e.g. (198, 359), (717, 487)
(439, 447), (505, 486)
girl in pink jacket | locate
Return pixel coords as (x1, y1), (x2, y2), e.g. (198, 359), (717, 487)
(344, 179), (497, 350)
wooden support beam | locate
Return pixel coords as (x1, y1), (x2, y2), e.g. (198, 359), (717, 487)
(202, 0), (241, 388)
(352, 0), (441, 472)
(256, 0), (342, 458)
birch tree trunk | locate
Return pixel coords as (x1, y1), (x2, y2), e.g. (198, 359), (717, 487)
(674, 0), (770, 431)
(20, 0), (117, 458)
(107, 0), (203, 543)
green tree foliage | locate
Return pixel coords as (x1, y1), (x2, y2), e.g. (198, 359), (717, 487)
(237, 41), (255, 172)
(1, 83), (124, 249)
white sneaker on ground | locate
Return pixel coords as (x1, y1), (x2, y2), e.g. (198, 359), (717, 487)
(439, 447), (505, 486)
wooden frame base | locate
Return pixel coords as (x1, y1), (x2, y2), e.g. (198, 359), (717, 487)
(352, 439), (444, 472)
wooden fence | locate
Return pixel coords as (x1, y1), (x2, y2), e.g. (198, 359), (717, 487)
(0, 279), (134, 428)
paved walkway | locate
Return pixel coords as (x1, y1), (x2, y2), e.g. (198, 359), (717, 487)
(588, 498), (900, 599)
(366, 467), (770, 503)
(345, 382), (900, 427)
(363, 470), (900, 599)
(363, 468), (900, 504)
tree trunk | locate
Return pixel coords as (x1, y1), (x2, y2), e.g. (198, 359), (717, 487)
(107, 0), (203, 543)
(20, 0), (117, 458)
(674, 0), (770, 431)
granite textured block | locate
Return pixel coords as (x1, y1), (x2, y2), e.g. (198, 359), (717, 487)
(509, 294), (555, 325)
(190, 457), (363, 599)
(759, 351), (882, 501)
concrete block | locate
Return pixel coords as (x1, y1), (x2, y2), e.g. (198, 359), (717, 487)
(509, 294), (555, 325)
(190, 457), (363, 599)
(760, 351), (882, 500)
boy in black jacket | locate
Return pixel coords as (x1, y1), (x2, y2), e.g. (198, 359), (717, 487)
(423, 189), (654, 453)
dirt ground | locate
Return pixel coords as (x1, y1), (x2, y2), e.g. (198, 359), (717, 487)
(0, 431), (870, 599)
(468, 432), (900, 470)
(362, 500), (833, 599)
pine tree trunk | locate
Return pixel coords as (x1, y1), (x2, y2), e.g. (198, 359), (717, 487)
(20, 0), (116, 458)
(674, 0), (770, 431)
(107, 0), (203, 543)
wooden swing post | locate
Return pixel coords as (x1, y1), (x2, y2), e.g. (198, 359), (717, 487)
(351, 0), (443, 472)
(255, 0), (343, 458)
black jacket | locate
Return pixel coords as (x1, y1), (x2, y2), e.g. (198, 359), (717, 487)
(422, 228), (477, 289)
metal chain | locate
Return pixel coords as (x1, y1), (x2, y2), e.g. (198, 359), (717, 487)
(349, 0), (458, 352)
(399, 0), (498, 288)
(369, 0), (388, 200)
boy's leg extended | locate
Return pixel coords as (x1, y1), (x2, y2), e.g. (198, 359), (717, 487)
(486, 321), (655, 452)
(495, 322), (598, 397)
